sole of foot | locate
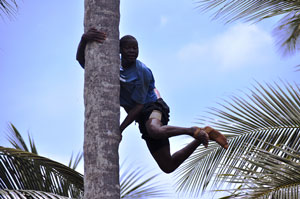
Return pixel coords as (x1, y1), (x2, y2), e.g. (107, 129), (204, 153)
(204, 126), (228, 149)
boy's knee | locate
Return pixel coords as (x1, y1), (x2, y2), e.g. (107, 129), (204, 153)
(147, 124), (161, 139)
(146, 119), (164, 139)
(159, 165), (176, 174)
(162, 168), (175, 174)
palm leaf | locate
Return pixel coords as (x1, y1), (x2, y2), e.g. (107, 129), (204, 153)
(7, 122), (83, 171)
(120, 166), (170, 198)
(68, 151), (83, 170)
(174, 81), (300, 197)
(0, 147), (84, 198)
(196, 0), (300, 55)
(196, 0), (300, 23)
(0, 0), (18, 19)
(273, 10), (300, 55)
(0, 147), (169, 199)
(2, 126), (170, 198)
(6, 123), (37, 154)
(219, 143), (300, 198)
(0, 189), (70, 199)
(3, 123), (84, 197)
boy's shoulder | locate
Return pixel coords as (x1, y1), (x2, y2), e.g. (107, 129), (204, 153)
(136, 60), (153, 79)
(136, 60), (151, 72)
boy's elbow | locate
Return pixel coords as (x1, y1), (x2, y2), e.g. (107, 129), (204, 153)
(79, 62), (85, 69)
(76, 57), (85, 69)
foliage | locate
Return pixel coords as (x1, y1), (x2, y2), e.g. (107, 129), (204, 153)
(0, 124), (170, 199)
(1, 123), (84, 198)
(0, 147), (84, 198)
(0, 0), (18, 19)
(7, 123), (39, 154)
(196, 0), (300, 55)
(218, 143), (300, 198)
(120, 166), (170, 198)
(174, 81), (300, 197)
(0, 189), (70, 199)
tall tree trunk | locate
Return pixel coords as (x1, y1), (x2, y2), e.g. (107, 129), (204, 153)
(83, 1), (120, 199)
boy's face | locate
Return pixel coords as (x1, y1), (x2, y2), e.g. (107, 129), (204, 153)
(120, 39), (139, 64)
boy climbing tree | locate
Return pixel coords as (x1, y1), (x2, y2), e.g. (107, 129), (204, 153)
(77, 28), (228, 173)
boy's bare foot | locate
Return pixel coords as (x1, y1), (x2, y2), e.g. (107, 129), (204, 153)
(204, 126), (228, 149)
(193, 127), (209, 148)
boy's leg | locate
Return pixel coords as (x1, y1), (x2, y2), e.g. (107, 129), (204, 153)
(146, 117), (228, 149)
(145, 118), (209, 173)
(146, 138), (203, 173)
(145, 118), (203, 139)
(142, 106), (228, 173)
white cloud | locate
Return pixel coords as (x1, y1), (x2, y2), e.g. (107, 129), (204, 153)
(177, 43), (206, 59)
(160, 16), (169, 27)
(177, 24), (273, 71)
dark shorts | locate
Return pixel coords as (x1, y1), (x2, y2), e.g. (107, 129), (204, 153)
(137, 98), (170, 153)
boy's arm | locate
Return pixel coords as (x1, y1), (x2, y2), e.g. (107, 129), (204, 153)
(154, 88), (161, 99)
(76, 38), (87, 68)
(76, 28), (107, 68)
(120, 103), (144, 134)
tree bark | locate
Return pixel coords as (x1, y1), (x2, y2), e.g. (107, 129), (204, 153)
(83, 0), (120, 199)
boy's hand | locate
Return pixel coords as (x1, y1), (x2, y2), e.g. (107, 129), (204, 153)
(82, 28), (107, 43)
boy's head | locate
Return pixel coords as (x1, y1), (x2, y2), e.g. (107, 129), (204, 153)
(120, 35), (139, 65)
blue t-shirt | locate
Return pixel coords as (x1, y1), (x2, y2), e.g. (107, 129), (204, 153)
(120, 60), (157, 109)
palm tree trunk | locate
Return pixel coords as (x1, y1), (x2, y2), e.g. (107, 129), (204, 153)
(83, 0), (120, 198)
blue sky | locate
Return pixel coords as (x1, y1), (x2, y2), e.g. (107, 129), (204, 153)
(0, 0), (299, 197)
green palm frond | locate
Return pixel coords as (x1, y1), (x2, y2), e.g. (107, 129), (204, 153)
(196, 0), (300, 55)
(7, 123), (83, 170)
(2, 127), (169, 198)
(0, 0), (18, 18)
(273, 10), (300, 55)
(0, 189), (70, 199)
(219, 143), (300, 198)
(2, 125), (83, 198)
(174, 81), (300, 197)
(6, 123), (38, 154)
(0, 146), (168, 199)
(196, 0), (300, 23)
(120, 166), (170, 198)
(68, 151), (83, 170)
(0, 147), (84, 198)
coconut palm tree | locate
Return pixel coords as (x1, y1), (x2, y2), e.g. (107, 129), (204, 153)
(0, 124), (170, 199)
(174, 81), (300, 197)
(196, 0), (300, 55)
(83, 1), (121, 198)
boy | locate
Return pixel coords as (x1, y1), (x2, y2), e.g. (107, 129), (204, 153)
(76, 29), (228, 173)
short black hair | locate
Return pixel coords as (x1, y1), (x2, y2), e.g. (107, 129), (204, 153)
(120, 35), (138, 47)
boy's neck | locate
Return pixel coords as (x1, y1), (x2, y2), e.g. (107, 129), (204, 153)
(122, 59), (136, 68)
